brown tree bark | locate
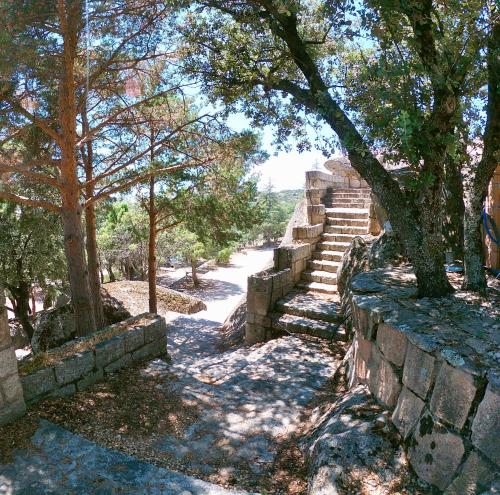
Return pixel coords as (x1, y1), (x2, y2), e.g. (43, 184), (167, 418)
(148, 176), (158, 314)
(7, 281), (34, 339)
(58, 0), (96, 336)
(463, 22), (500, 291)
(191, 258), (200, 286)
(82, 106), (105, 329)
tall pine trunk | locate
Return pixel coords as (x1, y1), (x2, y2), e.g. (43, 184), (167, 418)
(58, 1), (96, 336)
(82, 106), (105, 328)
(8, 281), (34, 339)
(148, 176), (158, 314)
(463, 191), (486, 291)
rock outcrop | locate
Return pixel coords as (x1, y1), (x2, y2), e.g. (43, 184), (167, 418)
(31, 288), (131, 353)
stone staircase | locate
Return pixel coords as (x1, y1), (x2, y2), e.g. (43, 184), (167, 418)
(272, 187), (371, 341)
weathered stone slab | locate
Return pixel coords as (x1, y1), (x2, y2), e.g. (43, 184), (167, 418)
(1, 373), (24, 403)
(444, 450), (497, 495)
(368, 346), (401, 408)
(124, 326), (145, 353)
(376, 323), (407, 367)
(145, 320), (165, 343)
(402, 342), (436, 399)
(430, 361), (478, 429)
(50, 383), (76, 398)
(77, 369), (104, 391)
(409, 413), (465, 491)
(54, 351), (95, 385)
(104, 353), (132, 374)
(131, 337), (167, 363)
(471, 375), (500, 466)
(0, 346), (18, 379)
(95, 335), (125, 368)
(21, 367), (57, 401)
(0, 399), (26, 427)
(392, 386), (425, 438)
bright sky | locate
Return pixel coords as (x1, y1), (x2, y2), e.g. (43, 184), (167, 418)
(226, 113), (336, 192)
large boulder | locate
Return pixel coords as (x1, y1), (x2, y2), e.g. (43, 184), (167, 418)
(337, 232), (405, 335)
(31, 288), (131, 353)
(101, 287), (131, 324)
(8, 319), (30, 349)
(368, 231), (405, 269)
(31, 304), (76, 353)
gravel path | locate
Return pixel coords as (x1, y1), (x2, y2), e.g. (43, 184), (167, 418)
(0, 247), (344, 494)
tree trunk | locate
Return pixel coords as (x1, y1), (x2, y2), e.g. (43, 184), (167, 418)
(31, 287), (36, 316)
(85, 201), (105, 328)
(148, 176), (158, 313)
(191, 258), (200, 286)
(463, 22), (500, 291)
(443, 157), (465, 260)
(107, 262), (116, 282)
(61, 204), (96, 336)
(8, 282), (34, 339)
(57, 0), (96, 336)
(82, 105), (105, 329)
(462, 191), (486, 291)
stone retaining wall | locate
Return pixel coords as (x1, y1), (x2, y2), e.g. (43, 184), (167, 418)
(349, 267), (499, 493)
(20, 314), (167, 405)
(0, 291), (26, 426)
(245, 243), (314, 345)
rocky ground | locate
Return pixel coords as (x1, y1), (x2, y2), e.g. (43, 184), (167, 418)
(0, 247), (426, 494)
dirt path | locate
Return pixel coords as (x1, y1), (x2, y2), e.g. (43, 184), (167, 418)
(0, 246), (346, 494)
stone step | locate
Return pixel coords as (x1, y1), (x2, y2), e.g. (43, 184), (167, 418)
(327, 192), (371, 199)
(317, 241), (351, 251)
(296, 281), (338, 294)
(275, 291), (341, 324)
(307, 259), (341, 273)
(301, 270), (337, 285)
(272, 313), (344, 340)
(312, 250), (345, 262)
(327, 217), (369, 226)
(325, 207), (369, 219)
(321, 232), (357, 243)
(327, 187), (371, 194)
(325, 225), (369, 235)
(327, 201), (371, 209)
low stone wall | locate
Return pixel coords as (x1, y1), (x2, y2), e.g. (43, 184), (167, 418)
(349, 267), (499, 493)
(20, 313), (167, 405)
(246, 242), (314, 344)
(0, 291), (26, 426)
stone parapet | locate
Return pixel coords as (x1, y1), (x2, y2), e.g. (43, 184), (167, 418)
(349, 266), (499, 493)
(246, 241), (315, 345)
(0, 290), (26, 427)
(19, 314), (167, 405)
(292, 223), (323, 243)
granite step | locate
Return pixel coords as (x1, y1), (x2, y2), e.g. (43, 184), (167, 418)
(272, 313), (345, 340)
(307, 259), (341, 273)
(325, 208), (369, 219)
(321, 232), (357, 243)
(317, 241), (351, 251)
(275, 291), (341, 323)
(327, 201), (371, 209)
(296, 281), (338, 294)
(327, 217), (369, 227)
(325, 225), (369, 235)
(312, 250), (345, 262)
(301, 270), (337, 285)
(326, 188), (371, 195)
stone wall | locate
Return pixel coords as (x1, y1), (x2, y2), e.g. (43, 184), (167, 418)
(0, 290), (26, 426)
(349, 267), (499, 493)
(245, 243), (314, 345)
(20, 314), (167, 405)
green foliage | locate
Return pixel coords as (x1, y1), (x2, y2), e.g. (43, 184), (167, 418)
(0, 201), (66, 295)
